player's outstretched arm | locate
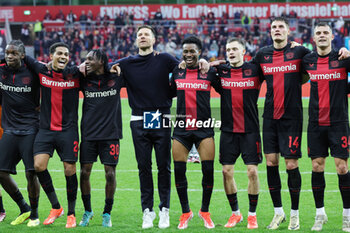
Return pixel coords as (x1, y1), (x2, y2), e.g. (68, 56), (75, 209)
(23, 55), (45, 74)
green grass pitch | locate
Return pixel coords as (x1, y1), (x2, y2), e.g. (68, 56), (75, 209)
(0, 98), (347, 232)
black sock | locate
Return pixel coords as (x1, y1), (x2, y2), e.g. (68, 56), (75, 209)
(312, 171), (325, 208)
(226, 193), (239, 211)
(0, 196), (4, 212)
(174, 161), (190, 213)
(287, 167), (301, 210)
(66, 174), (78, 216)
(36, 170), (60, 209)
(82, 194), (92, 212)
(29, 196), (39, 219)
(9, 190), (30, 213)
(103, 198), (114, 214)
(201, 160), (214, 212)
(267, 166), (282, 207)
(338, 172), (350, 208)
(248, 194), (259, 213)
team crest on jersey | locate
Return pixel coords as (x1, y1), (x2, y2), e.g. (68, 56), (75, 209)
(22, 77), (31, 84)
(286, 52), (294, 59)
(108, 80), (115, 87)
(65, 74), (74, 80)
(264, 56), (270, 60)
(244, 69), (252, 76)
(331, 60), (339, 68)
(87, 83), (92, 87)
(199, 73), (207, 79)
(309, 63), (314, 67)
(178, 72), (184, 77)
(222, 70), (228, 74)
(2, 75), (5, 80)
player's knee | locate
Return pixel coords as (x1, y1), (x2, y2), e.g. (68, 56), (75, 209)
(222, 167), (233, 179)
(105, 170), (115, 184)
(25, 171), (36, 182)
(286, 162), (298, 170)
(34, 162), (46, 172)
(80, 169), (90, 180)
(247, 166), (258, 180)
(336, 164), (348, 175)
(312, 161), (325, 172)
(0, 171), (9, 181)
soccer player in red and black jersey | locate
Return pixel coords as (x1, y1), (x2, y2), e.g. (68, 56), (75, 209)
(24, 42), (82, 228)
(302, 22), (350, 232)
(0, 40), (40, 226)
(252, 17), (311, 230)
(170, 36), (219, 229)
(215, 38), (263, 229)
(79, 49), (123, 227)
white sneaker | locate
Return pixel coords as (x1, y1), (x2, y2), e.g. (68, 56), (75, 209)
(158, 207), (170, 229)
(267, 213), (286, 230)
(142, 208), (156, 229)
(343, 216), (350, 232)
(311, 214), (328, 231)
(288, 214), (300, 230)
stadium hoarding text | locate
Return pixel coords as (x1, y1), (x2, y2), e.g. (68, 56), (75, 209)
(2, 2), (350, 22)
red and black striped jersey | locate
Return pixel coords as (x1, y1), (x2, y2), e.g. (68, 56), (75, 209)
(170, 67), (219, 131)
(24, 56), (82, 131)
(80, 73), (124, 141)
(216, 62), (262, 133)
(0, 63), (40, 134)
(302, 50), (350, 126)
(253, 43), (310, 120)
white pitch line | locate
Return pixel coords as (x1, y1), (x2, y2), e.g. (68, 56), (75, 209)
(17, 187), (341, 193)
(15, 170), (338, 175)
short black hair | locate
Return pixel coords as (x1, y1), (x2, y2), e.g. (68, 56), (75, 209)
(271, 16), (289, 27)
(137, 25), (156, 37)
(88, 48), (109, 74)
(182, 36), (202, 50)
(226, 37), (246, 50)
(49, 42), (69, 55)
(314, 22), (332, 31)
(8, 40), (25, 54)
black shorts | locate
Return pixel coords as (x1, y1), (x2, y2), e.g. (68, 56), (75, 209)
(33, 128), (79, 162)
(263, 118), (302, 159)
(219, 131), (262, 165)
(308, 122), (349, 158)
(0, 133), (36, 174)
(172, 129), (214, 151)
(80, 140), (120, 165)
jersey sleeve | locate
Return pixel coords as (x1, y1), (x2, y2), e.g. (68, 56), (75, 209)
(209, 66), (222, 94)
(23, 55), (45, 74)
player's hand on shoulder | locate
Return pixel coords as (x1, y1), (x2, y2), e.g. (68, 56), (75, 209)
(198, 58), (209, 74)
(338, 47), (350, 60)
(46, 61), (53, 70)
(178, 60), (186, 70)
(290, 41), (302, 48)
(153, 51), (160, 56)
(110, 63), (121, 76)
